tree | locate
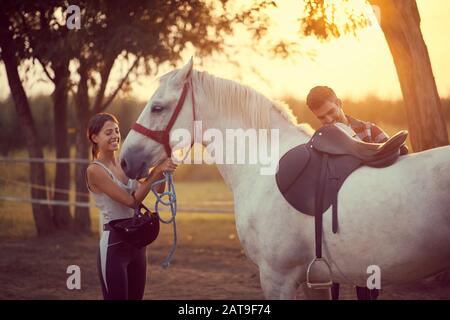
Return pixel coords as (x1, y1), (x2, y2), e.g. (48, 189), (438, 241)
(1, 1), (82, 232)
(369, 0), (448, 151)
(298, 0), (448, 151)
(19, 2), (77, 229)
(0, 8), (55, 235)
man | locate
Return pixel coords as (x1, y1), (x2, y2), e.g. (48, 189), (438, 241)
(306, 86), (408, 300)
(307, 85), (393, 143)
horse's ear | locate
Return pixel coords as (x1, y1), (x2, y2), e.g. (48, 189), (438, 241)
(173, 57), (194, 85)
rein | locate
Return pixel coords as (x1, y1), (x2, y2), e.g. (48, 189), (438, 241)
(151, 171), (177, 268)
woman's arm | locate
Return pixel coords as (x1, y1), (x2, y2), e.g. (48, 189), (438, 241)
(132, 168), (164, 204)
(87, 165), (136, 208)
(138, 169), (166, 194)
(133, 158), (177, 203)
(87, 158), (177, 209)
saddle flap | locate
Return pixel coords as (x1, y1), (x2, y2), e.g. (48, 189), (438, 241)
(276, 144), (311, 194)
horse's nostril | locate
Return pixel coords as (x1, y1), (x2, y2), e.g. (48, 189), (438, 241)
(121, 159), (127, 171)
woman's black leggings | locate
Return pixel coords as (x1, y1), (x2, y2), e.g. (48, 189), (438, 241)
(97, 229), (147, 300)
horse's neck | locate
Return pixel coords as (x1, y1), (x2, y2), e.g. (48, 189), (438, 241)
(270, 108), (311, 150)
(196, 102), (309, 192)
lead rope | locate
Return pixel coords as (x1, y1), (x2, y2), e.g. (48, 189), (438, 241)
(150, 171), (177, 268)
(147, 78), (193, 268)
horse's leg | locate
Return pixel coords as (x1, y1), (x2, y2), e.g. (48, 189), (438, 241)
(259, 265), (300, 299)
(331, 282), (340, 300)
(356, 286), (380, 300)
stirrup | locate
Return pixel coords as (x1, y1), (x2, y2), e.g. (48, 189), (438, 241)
(306, 257), (333, 289)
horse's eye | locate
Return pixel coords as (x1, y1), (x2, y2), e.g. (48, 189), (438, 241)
(151, 105), (164, 113)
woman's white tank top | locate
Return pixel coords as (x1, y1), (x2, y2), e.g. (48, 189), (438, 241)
(86, 160), (138, 224)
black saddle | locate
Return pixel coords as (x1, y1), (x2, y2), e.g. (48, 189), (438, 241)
(276, 124), (408, 259)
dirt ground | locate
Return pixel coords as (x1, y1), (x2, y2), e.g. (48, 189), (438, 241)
(0, 213), (449, 300)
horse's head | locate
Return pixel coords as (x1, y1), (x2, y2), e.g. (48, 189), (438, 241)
(120, 58), (195, 179)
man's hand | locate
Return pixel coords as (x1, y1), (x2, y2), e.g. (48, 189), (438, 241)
(400, 145), (409, 155)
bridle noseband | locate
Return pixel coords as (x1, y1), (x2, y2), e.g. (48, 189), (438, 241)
(131, 80), (195, 157)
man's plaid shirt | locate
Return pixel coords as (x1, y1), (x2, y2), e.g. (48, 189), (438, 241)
(345, 115), (389, 143)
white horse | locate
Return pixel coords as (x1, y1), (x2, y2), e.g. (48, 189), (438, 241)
(120, 59), (450, 299)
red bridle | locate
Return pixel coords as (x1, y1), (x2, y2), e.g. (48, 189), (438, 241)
(131, 81), (195, 157)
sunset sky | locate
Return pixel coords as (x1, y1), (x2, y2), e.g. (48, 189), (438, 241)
(1, 0), (450, 102)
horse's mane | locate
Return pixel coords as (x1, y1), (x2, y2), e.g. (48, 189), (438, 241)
(192, 70), (313, 135)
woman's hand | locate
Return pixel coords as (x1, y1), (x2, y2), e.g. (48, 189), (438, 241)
(155, 158), (178, 174)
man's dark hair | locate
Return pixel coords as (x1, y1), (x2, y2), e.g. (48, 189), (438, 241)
(306, 86), (338, 111)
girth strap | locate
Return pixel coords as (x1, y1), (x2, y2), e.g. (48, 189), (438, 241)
(314, 154), (329, 258)
(328, 161), (339, 234)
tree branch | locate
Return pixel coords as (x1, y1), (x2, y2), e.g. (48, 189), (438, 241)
(92, 55), (116, 112)
(36, 57), (55, 82)
(18, 10), (55, 83)
(98, 57), (139, 113)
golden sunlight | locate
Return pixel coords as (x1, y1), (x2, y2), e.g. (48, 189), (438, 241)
(128, 0), (450, 103)
(1, 0), (449, 102)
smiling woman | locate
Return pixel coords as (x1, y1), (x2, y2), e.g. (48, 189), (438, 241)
(84, 112), (178, 300)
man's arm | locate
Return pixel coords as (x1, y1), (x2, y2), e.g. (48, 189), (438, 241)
(370, 124), (389, 143)
(371, 124), (409, 155)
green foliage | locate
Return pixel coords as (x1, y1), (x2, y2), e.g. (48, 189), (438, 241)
(301, 0), (371, 40)
(2, 0), (263, 119)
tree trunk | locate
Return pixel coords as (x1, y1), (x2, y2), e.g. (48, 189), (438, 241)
(0, 17), (55, 236)
(370, 0), (448, 151)
(52, 61), (73, 229)
(74, 66), (92, 234)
